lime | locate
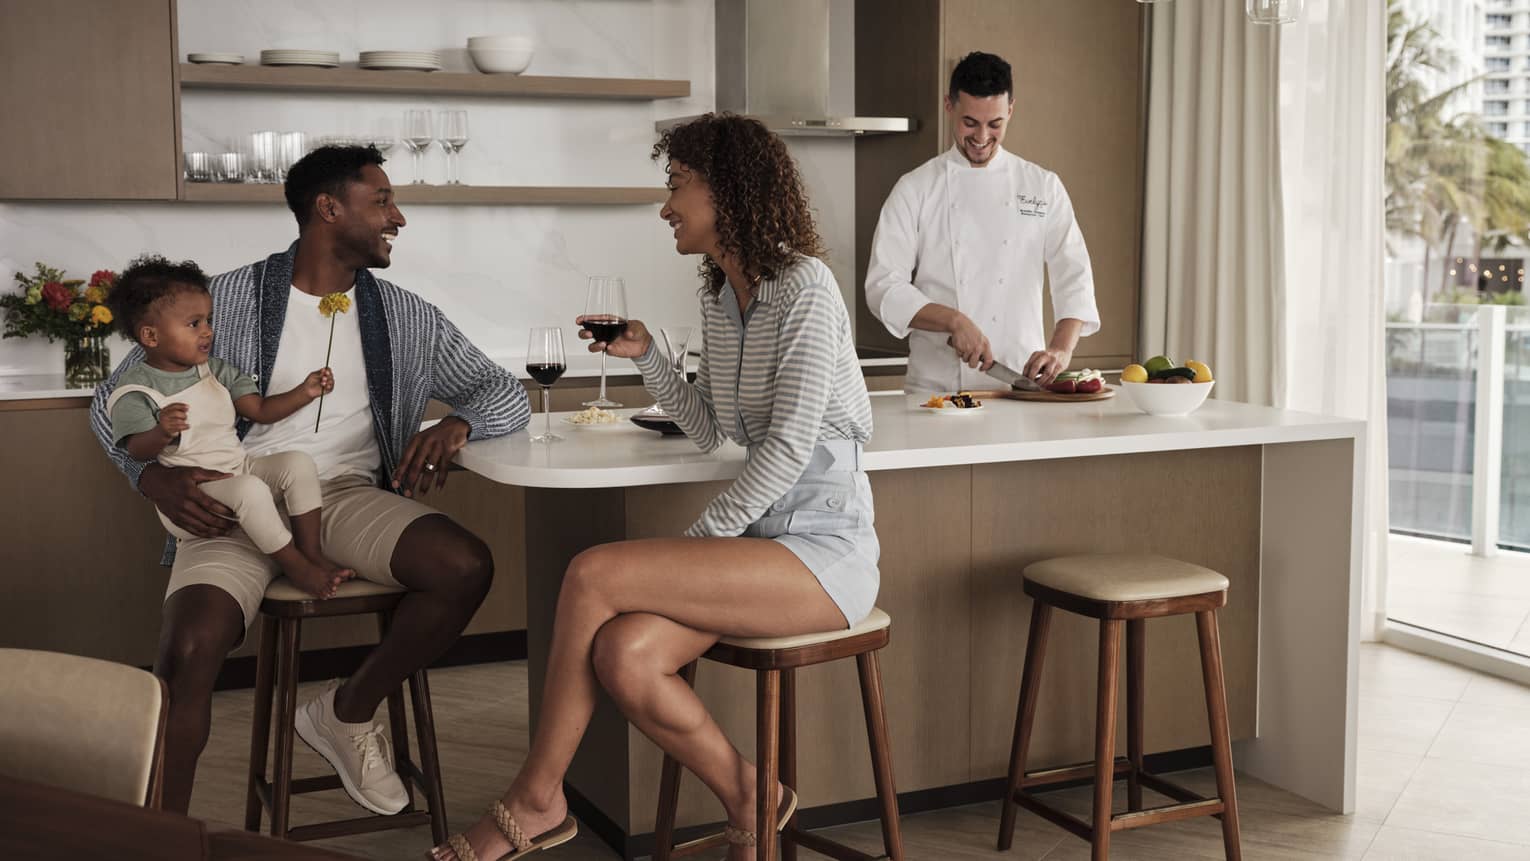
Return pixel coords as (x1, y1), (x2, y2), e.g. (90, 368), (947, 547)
(1121, 363), (1149, 383)
(1143, 355), (1175, 376)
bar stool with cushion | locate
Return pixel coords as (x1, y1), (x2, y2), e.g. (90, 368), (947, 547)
(245, 577), (448, 845)
(996, 554), (1242, 860)
(653, 608), (904, 861)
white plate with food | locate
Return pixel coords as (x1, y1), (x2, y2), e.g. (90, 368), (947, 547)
(562, 406), (627, 429)
(918, 393), (985, 414)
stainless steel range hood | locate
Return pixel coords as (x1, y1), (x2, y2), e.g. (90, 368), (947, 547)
(656, 0), (913, 137)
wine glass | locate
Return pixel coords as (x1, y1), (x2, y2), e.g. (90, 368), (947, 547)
(582, 276), (628, 408)
(527, 327), (566, 443)
(643, 326), (693, 415)
(403, 109), (434, 185)
(439, 110), (469, 185)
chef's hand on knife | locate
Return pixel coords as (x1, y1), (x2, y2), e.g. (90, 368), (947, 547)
(945, 313), (994, 371)
(1024, 346), (1073, 386)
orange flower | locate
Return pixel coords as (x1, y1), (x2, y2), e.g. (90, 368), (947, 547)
(90, 305), (112, 326)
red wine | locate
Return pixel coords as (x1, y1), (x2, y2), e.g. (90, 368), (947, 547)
(585, 317), (628, 343)
(526, 362), (566, 386)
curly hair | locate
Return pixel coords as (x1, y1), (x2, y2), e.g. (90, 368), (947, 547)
(285, 144), (386, 228)
(651, 113), (825, 296)
(107, 254), (210, 342)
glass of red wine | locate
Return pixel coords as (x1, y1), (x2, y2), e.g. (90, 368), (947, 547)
(582, 275), (627, 408)
(527, 327), (566, 443)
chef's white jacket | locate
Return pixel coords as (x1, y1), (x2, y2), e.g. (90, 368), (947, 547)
(865, 145), (1100, 393)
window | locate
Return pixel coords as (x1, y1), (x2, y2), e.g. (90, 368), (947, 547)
(1487, 100), (1511, 115)
(1489, 13), (1513, 29)
(1488, 35), (1513, 49)
(1489, 79), (1512, 94)
(1489, 121), (1510, 136)
(1489, 56), (1512, 71)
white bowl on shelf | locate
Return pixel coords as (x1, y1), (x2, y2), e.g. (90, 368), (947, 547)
(468, 36), (534, 74)
(1119, 380), (1214, 416)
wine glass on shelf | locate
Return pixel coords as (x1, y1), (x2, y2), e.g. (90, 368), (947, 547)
(439, 109), (469, 185)
(582, 276), (628, 409)
(403, 108), (434, 184)
(643, 326), (693, 415)
(526, 327), (566, 443)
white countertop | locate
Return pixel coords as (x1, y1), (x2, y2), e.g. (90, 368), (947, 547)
(0, 374), (98, 401)
(455, 391), (1366, 489)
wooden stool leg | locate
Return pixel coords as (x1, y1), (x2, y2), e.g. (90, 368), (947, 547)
(269, 618), (302, 839)
(245, 615), (278, 832)
(377, 614), (416, 813)
(999, 600), (1053, 851)
(857, 650), (905, 861)
(1092, 619), (1123, 861)
(780, 667), (798, 861)
(756, 669), (781, 861)
(1196, 611), (1242, 861)
(409, 669), (449, 846)
(652, 660), (697, 861)
(1127, 618), (1145, 812)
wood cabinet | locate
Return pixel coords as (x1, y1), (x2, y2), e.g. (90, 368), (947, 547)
(854, 0), (1147, 370)
(0, 0), (181, 200)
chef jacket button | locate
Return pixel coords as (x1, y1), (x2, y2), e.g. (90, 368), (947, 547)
(827, 497), (842, 509)
(991, 315), (999, 323)
(1003, 239), (1010, 246)
(999, 278), (1005, 285)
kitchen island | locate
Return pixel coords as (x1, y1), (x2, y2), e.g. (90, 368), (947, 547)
(455, 391), (1365, 857)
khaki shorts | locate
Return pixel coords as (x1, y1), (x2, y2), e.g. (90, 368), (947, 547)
(165, 475), (439, 633)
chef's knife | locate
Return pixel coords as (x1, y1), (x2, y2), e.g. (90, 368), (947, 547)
(987, 359), (1043, 392)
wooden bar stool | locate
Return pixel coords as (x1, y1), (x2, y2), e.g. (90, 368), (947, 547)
(245, 577), (449, 845)
(996, 554), (1242, 860)
(653, 608), (904, 861)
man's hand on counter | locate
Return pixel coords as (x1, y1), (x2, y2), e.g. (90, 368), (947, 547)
(140, 463), (236, 538)
(577, 315), (653, 360)
(394, 416), (470, 498)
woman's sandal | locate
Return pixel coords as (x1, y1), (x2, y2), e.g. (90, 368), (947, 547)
(722, 786), (799, 848)
(427, 800), (578, 861)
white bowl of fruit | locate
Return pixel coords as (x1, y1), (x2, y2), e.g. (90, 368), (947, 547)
(1118, 357), (1215, 416)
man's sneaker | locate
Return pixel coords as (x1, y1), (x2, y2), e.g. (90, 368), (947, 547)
(293, 679), (409, 815)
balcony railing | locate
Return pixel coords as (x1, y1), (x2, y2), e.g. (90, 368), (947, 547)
(1387, 304), (1530, 555)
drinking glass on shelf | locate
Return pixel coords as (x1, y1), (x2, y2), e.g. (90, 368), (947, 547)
(642, 326), (693, 415)
(403, 109), (434, 184)
(438, 110), (469, 185)
(277, 131), (307, 181)
(184, 152), (214, 182)
(582, 276), (628, 409)
(527, 327), (567, 443)
(214, 152), (245, 183)
(249, 131), (279, 183)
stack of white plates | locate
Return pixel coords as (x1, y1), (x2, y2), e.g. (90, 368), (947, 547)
(187, 52), (244, 65)
(260, 49), (340, 68)
(359, 50), (442, 72)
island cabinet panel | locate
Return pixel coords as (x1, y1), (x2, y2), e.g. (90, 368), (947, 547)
(0, 0), (180, 200)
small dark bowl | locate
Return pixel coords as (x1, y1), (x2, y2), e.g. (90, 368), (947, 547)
(630, 414), (685, 435)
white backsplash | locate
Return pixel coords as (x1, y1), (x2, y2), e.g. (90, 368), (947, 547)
(0, 0), (859, 376)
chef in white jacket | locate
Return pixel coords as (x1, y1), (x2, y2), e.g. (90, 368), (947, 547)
(865, 51), (1100, 394)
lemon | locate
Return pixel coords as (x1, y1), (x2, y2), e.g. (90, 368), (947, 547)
(1143, 355), (1175, 376)
(1121, 363), (1149, 383)
(1185, 360), (1214, 383)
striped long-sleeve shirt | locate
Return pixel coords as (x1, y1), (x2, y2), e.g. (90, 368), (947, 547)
(635, 255), (873, 538)
(89, 241), (531, 565)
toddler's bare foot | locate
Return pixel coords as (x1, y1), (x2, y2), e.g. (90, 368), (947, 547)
(282, 555), (348, 599)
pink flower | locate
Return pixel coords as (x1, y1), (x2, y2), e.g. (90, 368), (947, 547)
(41, 281), (73, 312)
(88, 270), (116, 290)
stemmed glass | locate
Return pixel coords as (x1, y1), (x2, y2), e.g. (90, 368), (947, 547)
(643, 326), (693, 415)
(582, 276), (628, 408)
(526, 327), (566, 443)
(439, 110), (469, 185)
(403, 109), (434, 185)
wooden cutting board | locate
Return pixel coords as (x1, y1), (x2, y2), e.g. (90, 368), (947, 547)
(964, 385), (1116, 403)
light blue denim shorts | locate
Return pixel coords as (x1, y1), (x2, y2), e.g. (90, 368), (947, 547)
(742, 440), (880, 627)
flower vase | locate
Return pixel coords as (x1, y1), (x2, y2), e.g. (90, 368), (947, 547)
(64, 333), (110, 387)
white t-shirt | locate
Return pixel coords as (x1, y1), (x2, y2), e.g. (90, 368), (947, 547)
(242, 286), (381, 482)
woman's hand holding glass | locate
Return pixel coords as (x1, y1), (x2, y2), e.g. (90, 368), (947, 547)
(577, 315), (652, 359)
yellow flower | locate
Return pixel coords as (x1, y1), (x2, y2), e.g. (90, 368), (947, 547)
(90, 305), (112, 326)
(83, 285), (106, 305)
(318, 293), (352, 318)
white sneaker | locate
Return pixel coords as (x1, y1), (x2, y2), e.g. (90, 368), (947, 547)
(294, 679), (409, 815)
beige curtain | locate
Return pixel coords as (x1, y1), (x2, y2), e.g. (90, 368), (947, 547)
(1140, 0), (1285, 407)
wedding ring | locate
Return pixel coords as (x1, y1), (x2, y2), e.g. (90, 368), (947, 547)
(424, 462), (437, 472)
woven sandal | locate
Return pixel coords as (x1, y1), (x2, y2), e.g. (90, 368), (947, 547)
(427, 800), (577, 861)
(722, 786), (799, 847)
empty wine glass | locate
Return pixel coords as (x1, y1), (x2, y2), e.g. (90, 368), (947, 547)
(527, 327), (567, 443)
(439, 110), (469, 185)
(582, 276), (628, 408)
(643, 326), (693, 415)
(403, 109), (434, 184)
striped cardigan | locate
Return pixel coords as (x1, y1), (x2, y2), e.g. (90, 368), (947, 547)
(89, 241), (531, 564)
(634, 255), (873, 537)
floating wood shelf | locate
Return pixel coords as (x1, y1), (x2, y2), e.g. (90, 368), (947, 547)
(178, 64), (690, 100)
(180, 183), (667, 206)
